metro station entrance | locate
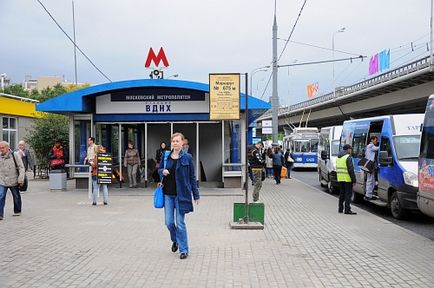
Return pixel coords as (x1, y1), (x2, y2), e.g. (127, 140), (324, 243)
(37, 79), (270, 189)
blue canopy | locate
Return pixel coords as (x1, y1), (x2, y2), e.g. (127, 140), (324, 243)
(37, 79), (270, 124)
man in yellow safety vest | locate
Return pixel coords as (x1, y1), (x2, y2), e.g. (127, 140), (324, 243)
(336, 144), (357, 215)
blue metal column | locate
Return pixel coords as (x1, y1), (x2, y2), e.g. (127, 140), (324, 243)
(79, 121), (87, 165)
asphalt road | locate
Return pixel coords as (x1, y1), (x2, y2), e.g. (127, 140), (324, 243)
(291, 168), (434, 241)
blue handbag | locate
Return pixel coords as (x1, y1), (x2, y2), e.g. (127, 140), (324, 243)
(153, 150), (171, 209)
(153, 185), (164, 208)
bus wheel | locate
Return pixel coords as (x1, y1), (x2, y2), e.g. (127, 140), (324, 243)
(319, 169), (326, 187)
(351, 189), (363, 204)
(327, 176), (335, 194)
(390, 191), (408, 219)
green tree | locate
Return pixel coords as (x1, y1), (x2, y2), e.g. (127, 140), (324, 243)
(26, 114), (69, 167)
(39, 84), (67, 102)
(2, 84), (29, 98)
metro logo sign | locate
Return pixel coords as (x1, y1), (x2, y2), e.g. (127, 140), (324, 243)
(145, 47), (169, 68)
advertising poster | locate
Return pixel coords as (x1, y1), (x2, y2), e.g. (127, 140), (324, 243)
(97, 153), (113, 184)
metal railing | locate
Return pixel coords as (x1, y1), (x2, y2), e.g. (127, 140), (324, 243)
(259, 55), (432, 120)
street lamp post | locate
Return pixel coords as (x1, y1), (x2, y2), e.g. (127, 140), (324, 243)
(249, 66), (270, 97)
(332, 27), (345, 99)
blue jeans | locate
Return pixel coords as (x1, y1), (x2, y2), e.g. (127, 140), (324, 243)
(92, 177), (109, 204)
(164, 195), (188, 254)
(0, 185), (22, 217)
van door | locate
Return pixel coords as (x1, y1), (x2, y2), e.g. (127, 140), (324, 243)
(378, 136), (394, 200)
(350, 125), (369, 193)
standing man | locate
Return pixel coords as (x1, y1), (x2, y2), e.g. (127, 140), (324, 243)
(16, 140), (34, 173)
(248, 142), (264, 202)
(0, 141), (25, 220)
(182, 138), (193, 155)
(365, 136), (379, 200)
(336, 144), (357, 215)
(123, 140), (141, 188)
(84, 137), (98, 165)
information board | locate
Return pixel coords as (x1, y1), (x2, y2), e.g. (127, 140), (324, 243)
(209, 74), (240, 120)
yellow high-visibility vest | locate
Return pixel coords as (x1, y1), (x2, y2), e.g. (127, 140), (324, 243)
(336, 154), (352, 182)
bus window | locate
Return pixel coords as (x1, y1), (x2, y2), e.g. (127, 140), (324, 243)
(311, 139), (319, 152)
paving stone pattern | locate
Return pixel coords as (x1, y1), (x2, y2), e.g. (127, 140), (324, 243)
(0, 178), (433, 287)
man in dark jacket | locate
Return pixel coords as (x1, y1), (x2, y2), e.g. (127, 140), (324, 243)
(248, 142), (264, 202)
(336, 144), (357, 215)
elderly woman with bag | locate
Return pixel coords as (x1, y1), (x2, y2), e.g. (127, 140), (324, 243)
(158, 132), (200, 260)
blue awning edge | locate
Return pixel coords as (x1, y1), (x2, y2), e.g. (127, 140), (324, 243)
(36, 79), (271, 122)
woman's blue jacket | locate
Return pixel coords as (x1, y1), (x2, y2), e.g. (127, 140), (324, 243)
(158, 150), (200, 214)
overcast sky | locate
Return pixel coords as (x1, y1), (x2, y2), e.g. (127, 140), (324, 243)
(0, 0), (431, 105)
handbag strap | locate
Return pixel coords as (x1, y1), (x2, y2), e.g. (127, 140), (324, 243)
(11, 150), (19, 174)
(160, 150), (171, 182)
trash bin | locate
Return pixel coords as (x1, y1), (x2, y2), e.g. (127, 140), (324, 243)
(49, 170), (67, 190)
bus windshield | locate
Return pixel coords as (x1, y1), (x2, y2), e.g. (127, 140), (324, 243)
(393, 135), (420, 160)
(331, 140), (340, 156)
(294, 140), (310, 152)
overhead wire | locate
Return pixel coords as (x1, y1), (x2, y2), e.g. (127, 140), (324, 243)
(36, 0), (112, 82)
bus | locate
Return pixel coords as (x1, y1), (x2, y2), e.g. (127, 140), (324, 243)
(282, 127), (319, 169)
(418, 95), (434, 218)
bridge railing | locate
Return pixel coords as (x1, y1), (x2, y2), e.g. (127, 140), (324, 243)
(260, 55), (431, 120)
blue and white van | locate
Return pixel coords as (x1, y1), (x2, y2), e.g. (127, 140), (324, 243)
(341, 114), (423, 219)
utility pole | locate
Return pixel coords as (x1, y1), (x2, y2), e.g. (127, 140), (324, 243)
(431, 0), (433, 66)
(271, 1), (279, 143)
(72, 1), (78, 85)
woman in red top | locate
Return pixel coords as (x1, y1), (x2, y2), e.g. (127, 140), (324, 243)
(48, 140), (67, 170)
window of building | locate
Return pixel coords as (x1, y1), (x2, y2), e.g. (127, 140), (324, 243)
(2, 116), (17, 150)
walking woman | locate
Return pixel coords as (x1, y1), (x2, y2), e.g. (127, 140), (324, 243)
(123, 141), (141, 188)
(159, 132), (200, 260)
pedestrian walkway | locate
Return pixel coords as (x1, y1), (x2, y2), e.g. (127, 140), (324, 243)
(0, 178), (433, 287)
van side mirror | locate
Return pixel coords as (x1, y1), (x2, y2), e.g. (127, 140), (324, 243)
(379, 151), (393, 166)
(321, 150), (329, 160)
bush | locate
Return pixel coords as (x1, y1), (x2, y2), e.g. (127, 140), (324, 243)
(26, 114), (69, 166)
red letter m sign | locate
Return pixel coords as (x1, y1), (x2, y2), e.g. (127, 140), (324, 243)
(145, 47), (169, 68)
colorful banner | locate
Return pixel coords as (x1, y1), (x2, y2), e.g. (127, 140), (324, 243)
(369, 49), (390, 75)
(306, 82), (319, 98)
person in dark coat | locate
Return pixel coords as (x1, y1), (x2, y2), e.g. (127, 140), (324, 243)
(283, 148), (294, 179)
(159, 132), (200, 260)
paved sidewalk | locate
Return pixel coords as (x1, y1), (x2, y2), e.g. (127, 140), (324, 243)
(0, 178), (433, 288)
